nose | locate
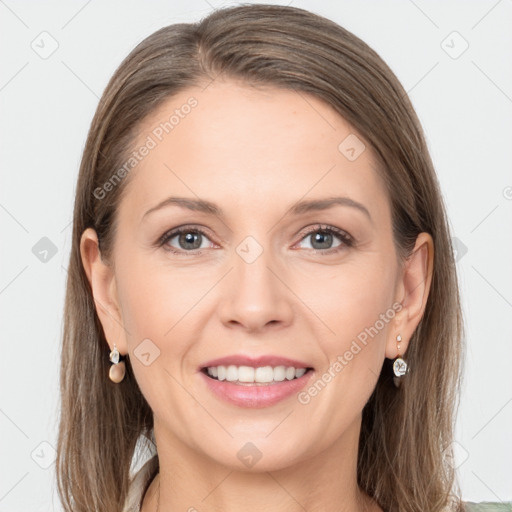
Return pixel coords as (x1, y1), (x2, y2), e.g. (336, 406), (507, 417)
(217, 241), (294, 333)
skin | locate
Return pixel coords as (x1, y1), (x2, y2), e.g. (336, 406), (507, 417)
(81, 79), (433, 512)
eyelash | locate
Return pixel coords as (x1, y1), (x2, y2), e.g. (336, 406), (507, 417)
(157, 224), (354, 256)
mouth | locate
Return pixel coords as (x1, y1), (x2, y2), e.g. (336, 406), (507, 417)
(200, 365), (314, 386)
(197, 355), (315, 407)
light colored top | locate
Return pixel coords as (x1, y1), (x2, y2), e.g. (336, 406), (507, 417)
(122, 454), (511, 512)
(464, 505), (512, 511)
(123, 455), (159, 512)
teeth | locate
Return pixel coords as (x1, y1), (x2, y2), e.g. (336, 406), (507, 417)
(238, 366), (254, 382)
(285, 366), (296, 380)
(206, 365), (308, 383)
(226, 365), (238, 382)
(295, 368), (306, 378)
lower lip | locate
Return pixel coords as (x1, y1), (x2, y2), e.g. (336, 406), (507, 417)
(199, 370), (314, 408)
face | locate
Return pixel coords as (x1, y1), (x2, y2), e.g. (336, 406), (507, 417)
(94, 80), (407, 471)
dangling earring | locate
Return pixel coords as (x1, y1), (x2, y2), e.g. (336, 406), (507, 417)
(393, 334), (408, 388)
(109, 343), (126, 383)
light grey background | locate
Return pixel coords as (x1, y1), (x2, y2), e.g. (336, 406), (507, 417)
(1, 0), (511, 510)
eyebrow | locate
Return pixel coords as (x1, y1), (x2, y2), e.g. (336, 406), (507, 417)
(142, 196), (372, 222)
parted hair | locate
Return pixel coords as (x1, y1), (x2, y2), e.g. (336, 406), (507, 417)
(56, 4), (465, 511)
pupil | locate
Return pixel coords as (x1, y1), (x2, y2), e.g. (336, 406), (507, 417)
(312, 231), (332, 249)
(180, 232), (201, 250)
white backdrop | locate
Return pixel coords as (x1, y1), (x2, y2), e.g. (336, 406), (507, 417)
(1, 0), (511, 510)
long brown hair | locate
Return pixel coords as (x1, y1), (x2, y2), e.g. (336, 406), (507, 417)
(56, 5), (465, 511)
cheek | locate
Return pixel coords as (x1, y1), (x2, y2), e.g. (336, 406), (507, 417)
(115, 251), (205, 339)
(114, 251), (218, 406)
(321, 257), (395, 329)
(299, 260), (396, 420)
(313, 254), (398, 375)
(114, 255), (201, 429)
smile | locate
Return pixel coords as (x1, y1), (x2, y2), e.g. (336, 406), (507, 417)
(203, 365), (310, 385)
(199, 365), (314, 408)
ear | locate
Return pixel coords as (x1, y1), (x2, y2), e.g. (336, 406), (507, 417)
(385, 232), (434, 359)
(80, 228), (128, 355)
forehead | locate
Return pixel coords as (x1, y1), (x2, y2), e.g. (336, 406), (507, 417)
(119, 79), (388, 222)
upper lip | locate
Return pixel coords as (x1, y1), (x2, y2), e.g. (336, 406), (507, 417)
(199, 355), (313, 371)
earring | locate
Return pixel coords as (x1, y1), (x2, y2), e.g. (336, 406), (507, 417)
(109, 343), (126, 383)
(393, 334), (408, 388)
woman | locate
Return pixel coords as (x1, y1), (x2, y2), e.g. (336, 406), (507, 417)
(55, 4), (504, 512)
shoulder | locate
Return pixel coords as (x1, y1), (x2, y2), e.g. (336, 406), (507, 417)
(122, 455), (159, 512)
(463, 503), (512, 512)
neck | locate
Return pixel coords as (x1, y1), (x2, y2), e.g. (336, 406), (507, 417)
(142, 416), (380, 512)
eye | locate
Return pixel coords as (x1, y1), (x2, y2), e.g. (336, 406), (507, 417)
(157, 224), (353, 256)
(158, 226), (216, 254)
(295, 225), (353, 254)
